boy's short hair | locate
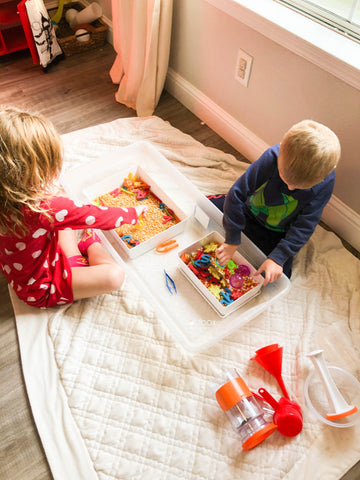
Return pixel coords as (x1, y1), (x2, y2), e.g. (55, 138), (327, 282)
(279, 120), (341, 188)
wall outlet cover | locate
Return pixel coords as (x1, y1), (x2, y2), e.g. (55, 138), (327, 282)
(235, 48), (253, 87)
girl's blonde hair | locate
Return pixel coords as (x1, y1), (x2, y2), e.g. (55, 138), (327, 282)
(279, 120), (341, 188)
(0, 107), (63, 236)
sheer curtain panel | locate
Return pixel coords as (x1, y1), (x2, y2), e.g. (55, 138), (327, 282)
(110, 0), (173, 116)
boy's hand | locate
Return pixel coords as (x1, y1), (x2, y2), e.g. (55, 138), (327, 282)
(135, 205), (147, 221)
(255, 258), (283, 286)
(215, 243), (239, 266)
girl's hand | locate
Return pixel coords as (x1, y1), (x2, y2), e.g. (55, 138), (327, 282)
(255, 258), (283, 286)
(135, 205), (147, 221)
(215, 243), (239, 266)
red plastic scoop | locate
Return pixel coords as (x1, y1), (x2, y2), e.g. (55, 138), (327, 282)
(258, 387), (303, 437)
(252, 344), (290, 399)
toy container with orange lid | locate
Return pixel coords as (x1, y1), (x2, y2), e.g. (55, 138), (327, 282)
(215, 368), (277, 451)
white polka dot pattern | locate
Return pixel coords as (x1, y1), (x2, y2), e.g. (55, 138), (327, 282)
(115, 217), (123, 227)
(85, 216), (96, 225)
(0, 195), (138, 308)
(32, 228), (47, 238)
(55, 210), (68, 222)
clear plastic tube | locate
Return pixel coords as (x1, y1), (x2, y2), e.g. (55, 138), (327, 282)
(215, 368), (277, 450)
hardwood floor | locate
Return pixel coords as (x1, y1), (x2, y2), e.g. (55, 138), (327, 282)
(0, 43), (359, 480)
(0, 43), (246, 480)
(0, 44), (245, 155)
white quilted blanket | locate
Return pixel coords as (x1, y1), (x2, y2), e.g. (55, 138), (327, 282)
(12, 116), (360, 480)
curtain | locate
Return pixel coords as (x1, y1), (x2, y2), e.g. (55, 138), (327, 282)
(110, 0), (173, 117)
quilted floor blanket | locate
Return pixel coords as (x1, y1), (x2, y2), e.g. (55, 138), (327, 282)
(11, 116), (360, 480)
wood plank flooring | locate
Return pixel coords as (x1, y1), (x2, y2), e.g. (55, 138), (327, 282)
(0, 43), (247, 480)
(0, 43), (359, 480)
(0, 44), (245, 155)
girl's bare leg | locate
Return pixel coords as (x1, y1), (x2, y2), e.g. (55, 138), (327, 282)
(58, 229), (82, 257)
(58, 229), (124, 300)
(70, 241), (125, 300)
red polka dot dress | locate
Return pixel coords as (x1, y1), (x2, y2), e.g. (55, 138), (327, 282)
(0, 196), (139, 308)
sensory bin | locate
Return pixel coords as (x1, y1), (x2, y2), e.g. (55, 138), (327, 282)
(94, 172), (180, 248)
(178, 232), (263, 317)
(84, 165), (188, 259)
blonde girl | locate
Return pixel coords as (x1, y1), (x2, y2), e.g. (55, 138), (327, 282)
(0, 107), (146, 308)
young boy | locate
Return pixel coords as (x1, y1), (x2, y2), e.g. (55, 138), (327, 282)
(211, 120), (341, 286)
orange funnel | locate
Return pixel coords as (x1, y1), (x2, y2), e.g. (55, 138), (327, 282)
(252, 344), (290, 399)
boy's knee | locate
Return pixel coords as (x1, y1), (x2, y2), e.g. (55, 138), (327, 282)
(107, 264), (125, 291)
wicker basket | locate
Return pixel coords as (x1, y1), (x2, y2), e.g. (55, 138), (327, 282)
(53, 2), (108, 56)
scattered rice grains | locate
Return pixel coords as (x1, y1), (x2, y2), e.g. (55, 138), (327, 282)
(93, 172), (179, 248)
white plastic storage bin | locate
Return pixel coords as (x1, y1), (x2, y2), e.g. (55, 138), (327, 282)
(83, 165), (188, 259)
(178, 231), (263, 317)
(61, 141), (291, 353)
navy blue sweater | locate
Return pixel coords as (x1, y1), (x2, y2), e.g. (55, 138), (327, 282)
(223, 144), (335, 266)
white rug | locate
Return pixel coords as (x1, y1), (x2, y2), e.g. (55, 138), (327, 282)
(11, 116), (360, 480)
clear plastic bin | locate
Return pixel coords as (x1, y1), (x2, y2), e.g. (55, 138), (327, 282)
(61, 141), (291, 353)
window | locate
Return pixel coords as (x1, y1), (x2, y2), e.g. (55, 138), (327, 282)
(276, 0), (360, 42)
(207, 0), (360, 89)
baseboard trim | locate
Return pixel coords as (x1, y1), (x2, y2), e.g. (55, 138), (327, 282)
(165, 67), (268, 162)
(322, 197), (360, 252)
(165, 67), (360, 253)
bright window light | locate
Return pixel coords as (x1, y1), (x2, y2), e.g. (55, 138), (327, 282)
(276, 0), (360, 42)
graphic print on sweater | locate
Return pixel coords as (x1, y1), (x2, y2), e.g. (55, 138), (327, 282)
(249, 181), (298, 232)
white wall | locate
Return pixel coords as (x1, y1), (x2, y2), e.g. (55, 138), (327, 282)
(97, 0), (111, 20)
(166, 0), (360, 249)
(49, 0), (360, 249)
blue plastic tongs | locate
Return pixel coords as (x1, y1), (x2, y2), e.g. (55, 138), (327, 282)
(164, 269), (177, 295)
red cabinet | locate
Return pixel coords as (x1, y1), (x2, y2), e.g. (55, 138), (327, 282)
(0, 0), (28, 54)
(0, 0), (38, 63)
